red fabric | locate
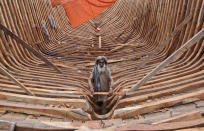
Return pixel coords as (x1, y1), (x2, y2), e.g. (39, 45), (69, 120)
(52, 0), (117, 28)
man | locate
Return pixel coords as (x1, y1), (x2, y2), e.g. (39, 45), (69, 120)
(88, 56), (114, 110)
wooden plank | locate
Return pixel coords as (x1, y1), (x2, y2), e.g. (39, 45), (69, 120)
(0, 92), (90, 111)
(175, 127), (204, 131)
(127, 28), (204, 93)
(113, 89), (204, 119)
(84, 58), (128, 67)
(0, 120), (15, 131)
(12, 119), (76, 131)
(0, 112), (27, 121)
(152, 111), (202, 124)
(0, 23), (62, 74)
(79, 91), (125, 96)
(0, 101), (91, 121)
(118, 79), (204, 108)
(116, 118), (204, 131)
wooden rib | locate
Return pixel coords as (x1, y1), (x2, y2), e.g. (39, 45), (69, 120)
(0, 23), (62, 74)
(127, 28), (204, 93)
(0, 63), (34, 96)
(0, 0), (203, 126)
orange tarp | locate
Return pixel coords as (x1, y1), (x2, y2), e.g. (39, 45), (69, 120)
(52, 0), (117, 28)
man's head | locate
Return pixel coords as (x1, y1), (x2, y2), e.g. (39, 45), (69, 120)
(96, 56), (107, 73)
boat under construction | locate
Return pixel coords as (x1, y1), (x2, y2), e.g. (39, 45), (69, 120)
(0, 0), (203, 130)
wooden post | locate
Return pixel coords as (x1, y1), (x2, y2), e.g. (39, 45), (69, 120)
(127, 28), (204, 93)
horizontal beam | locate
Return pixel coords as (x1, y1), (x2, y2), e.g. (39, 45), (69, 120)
(113, 89), (204, 119)
(0, 91), (89, 111)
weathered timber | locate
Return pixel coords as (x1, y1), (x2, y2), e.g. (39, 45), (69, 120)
(0, 120), (15, 131)
(127, 28), (204, 93)
(113, 89), (204, 119)
(0, 100), (91, 121)
(152, 111), (202, 124)
(117, 118), (204, 131)
(79, 91), (125, 95)
(0, 92), (90, 111)
(118, 79), (204, 108)
(4, 119), (76, 131)
(84, 58), (128, 67)
(0, 24), (62, 74)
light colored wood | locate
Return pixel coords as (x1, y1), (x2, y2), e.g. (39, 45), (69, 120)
(85, 58), (128, 67)
(0, 100), (91, 121)
(113, 89), (204, 119)
(152, 111), (203, 124)
(0, 91), (90, 111)
(175, 127), (204, 131)
(118, 78), (204, 108)
(0, 120), (15, 131)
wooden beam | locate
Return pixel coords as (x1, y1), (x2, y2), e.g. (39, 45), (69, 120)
(0, 92), (90, 111)
(0, 100), (91, 121)
(118, 79), (204, 108)
(117, 118), (204, 131)
(0, 24), (62, 74)
(127, 28), (204, 93)
(0, 63), (35, 96)
(113, 89), (204, 119)
(0, 120), (15, 131)
(84, 58), (128, 67)
(152, 111), (202, 125)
